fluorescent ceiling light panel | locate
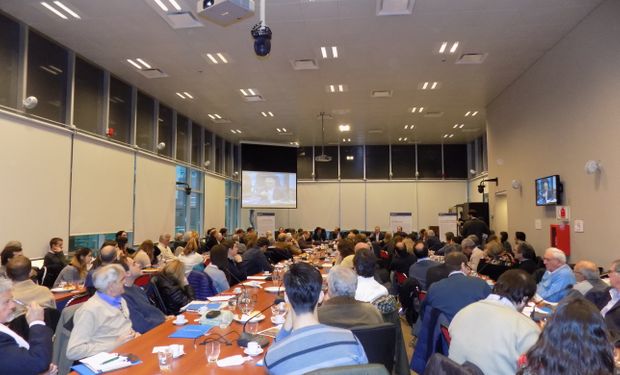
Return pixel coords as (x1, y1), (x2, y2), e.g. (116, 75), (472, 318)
(339, 124), (351, 132)
(183, 92), (193, 99)
(438, 42), (447, 54)
(450, 42), (459, 53)
(168, 0), (182, 11)
(459, 124), (464, 129)
(422, 82), (428, 90)
(330, 85), (335, 92)
(206, 53), (219, 64)
(248, 89), (255, 95)
(126, 59), (142, 69)
(176, 92), (186, 99)
(465, 111), (471, 116)
(431, 82), (438, 89)
(338, 84), (344, 92)
(216, 53), (228, 63)
(472, 111), (478, 116)
(262, 112), (268, 117)
(332, 46), (338, 58)
(268, 112), (274, 117)
(321, 47), (327, 59)
(214, 114), (222, 119)
(41, 2), (68, 19)
(240, 89), (248, 96)
(136, 58), (151, 69)
(208, 114), (215, 119)
(53, 1), (80, 19)
(153, 0), (168, 12)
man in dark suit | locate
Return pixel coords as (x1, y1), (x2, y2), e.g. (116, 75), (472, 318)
(369, 226), (384, 243)
(426, 244), (460, 290)
(0, 278), (55, 375)
(461, 210), (490, 246)
(423, 252), (492, 321)
(241, 237), (274, 275)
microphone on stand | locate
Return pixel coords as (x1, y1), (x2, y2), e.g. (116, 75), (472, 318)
(237, 297), (285, 348)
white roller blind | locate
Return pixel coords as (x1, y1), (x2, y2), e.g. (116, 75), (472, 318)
(340, 182), (365, 230)
(204, 174), (225, 230)
(0, 113), (72, 257)
(289, 182), (339, 230)
(134, 154), (176, 242)
(70, 136), (134, 235)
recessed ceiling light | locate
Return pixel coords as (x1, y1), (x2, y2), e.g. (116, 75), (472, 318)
(204, 52), (229, 64)
(41, 2), (68, 19)
(459, 124), (464, 129)
(438, 41), (460, 54)
(320, 46), (339, 59)
(420, 81), (440, 90)
(342, 138), (351, 143)
(339, 124), (351, 132)
(214, 114), (222, 119)
(472, 111), (478, 116)
(449, 134), (454, 138)
(126, 59), (142, 70)
(465, 110), (479, 117)
(268, 111), (274, 117)
(208, 114), (215, 120)
(136, 58), (151, 69)
(327, 84), (347, 93)
(248, 88), (255, 96)
(176, 91), (194, 100)
(346, 155), (354, 161)
(240, 88), (259, 97)
(453, 124), (458, 129)
(262, 111), (274, 117)
(153, 0), (169, 12)
(240, 89), (247, 96)
(52, 1), (80, 18)
(176, 92), (185, 99)
(168, 0), (182, 11)
(230, 129), (242, 134)
(411, 107), (424, 113)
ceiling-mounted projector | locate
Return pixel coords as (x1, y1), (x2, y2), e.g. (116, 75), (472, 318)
(315, 154), (332, 163)
(196, 0), (255, 26)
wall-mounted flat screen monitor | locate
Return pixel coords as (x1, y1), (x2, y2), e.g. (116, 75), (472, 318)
(535, 175), (561, 206)
(242, 171), (297, 209)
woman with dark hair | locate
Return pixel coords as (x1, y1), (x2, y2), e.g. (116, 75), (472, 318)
(500, 231), (513, 254)
(154, 260), (195, 315)
(517, 297), (615, 375)
(133, 240), (155, 269)
(312, 227), (327, 242)
(53, 247), (93, 287)
(335, 239), (355, 268)
(205, 244), (230, 293)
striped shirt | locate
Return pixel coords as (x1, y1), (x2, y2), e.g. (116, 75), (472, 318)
(264, 324), (368, 375)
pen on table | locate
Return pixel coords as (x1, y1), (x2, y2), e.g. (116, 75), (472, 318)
(101, 356), (120, 365)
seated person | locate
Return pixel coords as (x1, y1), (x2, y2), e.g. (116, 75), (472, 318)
(67, 264), (139, 360)
(53, 247), (93, 287)
(0, 242), (23, 278)
(222, 240), (246, 285)
(7, 256), (56, 317)
(599, 259), (620, 341)
(85, 241), (119, 293)
(389, 239), (417, 275)
(426, 244), (461, 290)
(155, 233), (176, 263)
(572, 260), (607, 296)
(42, 237), (67, 288)
(335, 239), (355, 269)
(408, 242), (439, 290)
(264, 263), (368, 374)
(133, 240), (155, 269)
(120, 257), (167, 334)
(514, 242), (539, 274)
(241, 237), (273, 275)
(354, 247), (388, 303)
(476, 242), (515, 281)
(154, 260), (195, 315)
(204, 245), (230, 293)
(449, 270), (540, 375)
(178, 238), (205, 274)
(536, 247), (575, 302)
(0, 278), (56, 375)
(318, 265), (384, 328)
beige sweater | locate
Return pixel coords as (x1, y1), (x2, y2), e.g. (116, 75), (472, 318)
(12, 279), (56, 317)
(66, 293), (134, 360)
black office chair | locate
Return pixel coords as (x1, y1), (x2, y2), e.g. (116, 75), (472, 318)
(350, 323), (397, 373)
(304, 364), (389, 375)
(145, 276), (167, 314)
(9, 307), (61, 340)
(423, 353), (484, 375)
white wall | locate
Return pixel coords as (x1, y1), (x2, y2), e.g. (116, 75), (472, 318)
(242, 180), (468, 232)
(486, 0), (619, 266)
(0, 112), (72, 257)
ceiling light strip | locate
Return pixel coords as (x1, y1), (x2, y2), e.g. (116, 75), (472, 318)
(41, 2), (68, 19)
(53, 1), (80, 19)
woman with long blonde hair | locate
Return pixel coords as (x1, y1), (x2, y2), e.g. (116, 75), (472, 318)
(153, 259), (195, 315)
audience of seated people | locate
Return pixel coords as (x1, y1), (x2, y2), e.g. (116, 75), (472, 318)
(4, 225), (620, 375)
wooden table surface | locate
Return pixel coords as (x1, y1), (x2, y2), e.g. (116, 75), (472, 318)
(97, 283), (282, 374)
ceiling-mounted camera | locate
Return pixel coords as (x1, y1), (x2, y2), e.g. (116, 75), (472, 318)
(251, 22), (271, 57)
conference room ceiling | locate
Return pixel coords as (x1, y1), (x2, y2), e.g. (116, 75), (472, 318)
(0, 0), (602, 147)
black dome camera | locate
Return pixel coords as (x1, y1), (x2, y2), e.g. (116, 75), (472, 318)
(251, 23), (272, 57)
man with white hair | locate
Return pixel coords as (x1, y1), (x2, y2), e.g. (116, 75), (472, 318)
(155, 233), (176, 262)
(536, 247), (575, 302)
(318, 265), (384, 328)
(67, 264), (139, 360)
(0, 278), (56, 374)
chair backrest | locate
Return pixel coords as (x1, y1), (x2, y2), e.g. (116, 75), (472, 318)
(351, 323), (397, 373)
(145, 276), (168, 313)
(304, 364), (389, 375)
(395, 271), (408, 285)
(134, 274), (152, 288)
(66, 292), (91, 307)
(418, 290), (427, 302)
(8, 308), (61, 340)
(440, 323), (451, 346)
(187, 270), (218, 300)
(423, 353), (484, 375)
(53, 303), (83, 375)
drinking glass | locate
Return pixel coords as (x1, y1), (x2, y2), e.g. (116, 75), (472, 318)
(247, 320), (259, 334)
(205, 341), (221, 363)
(219, 311), (233, 329)
(238, 292), (255, 316)
(157, 348), (173, 372)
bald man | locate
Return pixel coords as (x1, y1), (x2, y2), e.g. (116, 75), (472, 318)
(573, 260), (607, 295)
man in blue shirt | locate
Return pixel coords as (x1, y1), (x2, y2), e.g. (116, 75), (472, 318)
(264, 263), (368, 375)
(536, 247), (575, 302)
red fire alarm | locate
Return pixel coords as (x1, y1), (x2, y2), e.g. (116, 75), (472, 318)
(106, 128), (115, 137)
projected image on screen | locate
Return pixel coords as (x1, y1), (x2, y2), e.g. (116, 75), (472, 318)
(242, 171), (297, 208)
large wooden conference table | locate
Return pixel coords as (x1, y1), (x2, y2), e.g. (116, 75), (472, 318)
(111, 283), (282, 375)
